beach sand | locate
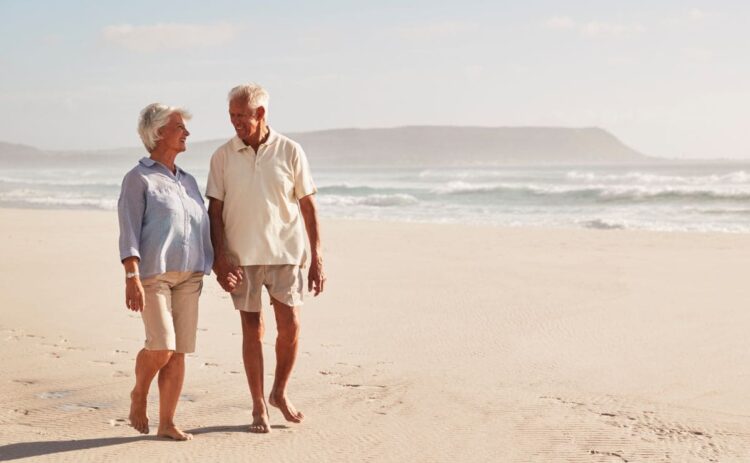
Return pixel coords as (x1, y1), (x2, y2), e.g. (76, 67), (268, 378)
(1, 208), (749, 462)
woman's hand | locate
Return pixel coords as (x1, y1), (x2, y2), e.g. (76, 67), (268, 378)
(125, 277), (145, 312)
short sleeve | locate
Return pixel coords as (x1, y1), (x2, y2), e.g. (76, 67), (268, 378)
(293, 145), (317, 199)
(117, 170), (146, 262)
(206, 149), (225, 201)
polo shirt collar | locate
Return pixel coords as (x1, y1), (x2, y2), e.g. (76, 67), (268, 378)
(231, 127), (279, 152)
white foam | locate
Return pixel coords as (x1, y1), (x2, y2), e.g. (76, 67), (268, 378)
(318, 193), (419, 207)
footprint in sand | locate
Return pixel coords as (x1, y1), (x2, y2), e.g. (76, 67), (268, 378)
(39, 390), (71, 399)
(12, 379), (36, 385)
(112, 370), (130, 378)
(61, 403), (106, 412)
(109, 418), (128, 427)
(91, 360), (116, 366)
(339, 383), (386, 389)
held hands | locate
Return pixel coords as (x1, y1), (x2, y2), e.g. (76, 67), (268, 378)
(308, 255), (326, 296)
(214, 255), (243, 292)
(125, 277), (145, 312)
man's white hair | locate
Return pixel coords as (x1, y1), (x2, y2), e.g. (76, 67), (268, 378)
(228, 83), (270, 116)
(137, 103), (192, 152)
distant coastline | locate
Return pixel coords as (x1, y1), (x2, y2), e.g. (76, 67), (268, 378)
(1, 126), (652, 167)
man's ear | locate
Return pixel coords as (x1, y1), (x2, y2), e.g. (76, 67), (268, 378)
(255, 106), (266, 121)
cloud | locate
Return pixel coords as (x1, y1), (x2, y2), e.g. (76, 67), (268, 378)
(102, 23), (238, 53)
(688, 8), (706, 20)
(397, 21), (478, 40)
(543, 16), (576, 30)
(664, 8), (710, 26)
(580, 21), (645, 39)
(544, 16), (645, 39)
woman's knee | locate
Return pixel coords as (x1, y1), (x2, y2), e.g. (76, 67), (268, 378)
(140, 348), (174, 367)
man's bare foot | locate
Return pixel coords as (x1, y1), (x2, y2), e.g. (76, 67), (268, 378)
(248, 411), (270, 434)
(157, 424), (193, 441)
(129, 390), (149, 434)
(269, 393), (304, 423)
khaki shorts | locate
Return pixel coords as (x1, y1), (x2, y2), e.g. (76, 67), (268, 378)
(140, 271), (203, 353)
(231, 265), (304, 312)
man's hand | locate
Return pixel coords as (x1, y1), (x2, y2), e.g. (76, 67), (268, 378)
(214, 255), (243, 293)
(125, 277), (145, 312)
(308, 255), (326, 296)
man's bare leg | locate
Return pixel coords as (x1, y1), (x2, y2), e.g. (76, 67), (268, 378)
(156, 353), (192, 441)
(240, 311), (270, 433)
(129, 349), (172, 434)
(268, 300), (304, 423)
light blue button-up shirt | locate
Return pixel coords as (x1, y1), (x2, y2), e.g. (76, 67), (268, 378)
(118, 157), (213, 279)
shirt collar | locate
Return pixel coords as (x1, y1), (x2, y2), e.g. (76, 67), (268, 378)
(231, 127), (279, 152)
(138, 157), (185, 176)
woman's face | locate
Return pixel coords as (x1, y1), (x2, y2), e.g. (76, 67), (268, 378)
(157, 113), (190, 154)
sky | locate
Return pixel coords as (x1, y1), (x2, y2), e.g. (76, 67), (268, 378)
(1, 0), (748, 159)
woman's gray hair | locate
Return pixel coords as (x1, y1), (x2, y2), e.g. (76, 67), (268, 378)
(137, 103), (192, 151)
(228, 83), (269, 116)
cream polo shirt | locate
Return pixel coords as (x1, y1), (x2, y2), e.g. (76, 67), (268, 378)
(206, 128), (317, 266)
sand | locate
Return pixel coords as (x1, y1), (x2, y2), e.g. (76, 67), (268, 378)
(1, 208), (750, 462)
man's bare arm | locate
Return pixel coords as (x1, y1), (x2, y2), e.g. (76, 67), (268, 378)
(208, 197), (242, 292)
(299, 194), (325, 296)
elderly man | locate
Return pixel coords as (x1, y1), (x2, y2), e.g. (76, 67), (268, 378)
(207, 83), (325, 433)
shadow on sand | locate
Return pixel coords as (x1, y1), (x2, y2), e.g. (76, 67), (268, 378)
(186, 424), (290, 434)
(0, 424), (292, 460)
(0, 436), (151, 461)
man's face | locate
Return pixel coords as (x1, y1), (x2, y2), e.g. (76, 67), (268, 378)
(229, 97), (260, 142)
(158, 113), (189, 154)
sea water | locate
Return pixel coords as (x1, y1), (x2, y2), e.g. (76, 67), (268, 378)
(1, 158), (749, 233)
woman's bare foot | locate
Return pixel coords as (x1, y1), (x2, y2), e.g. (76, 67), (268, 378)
(157, 424), (193, 441)
(129, 390), (149, 434)
(269, 392), (304, 423)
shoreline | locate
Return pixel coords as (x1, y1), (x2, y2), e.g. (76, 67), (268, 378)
(1, 206), (749, 235)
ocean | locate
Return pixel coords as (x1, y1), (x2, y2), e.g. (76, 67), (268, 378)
(1, 156), (749, 233)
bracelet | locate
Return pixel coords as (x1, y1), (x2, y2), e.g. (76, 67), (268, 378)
(125, 272), (140, 279)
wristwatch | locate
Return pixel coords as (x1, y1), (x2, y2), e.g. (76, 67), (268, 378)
(125, 272), (140, 279)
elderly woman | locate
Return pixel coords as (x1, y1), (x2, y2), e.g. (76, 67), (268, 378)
(117, 103), (213, 441)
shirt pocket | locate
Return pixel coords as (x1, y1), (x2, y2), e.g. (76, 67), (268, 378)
(148, 185), (183, 218)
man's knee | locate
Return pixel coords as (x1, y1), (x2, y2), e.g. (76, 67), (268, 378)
(276, 310), (300, 344)
(240, 311), (264, 340)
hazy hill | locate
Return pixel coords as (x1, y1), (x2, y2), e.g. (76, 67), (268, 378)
(0, 141), (45, 158)
(286, 126), (651, 165)
(0, 126), (652, 166)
